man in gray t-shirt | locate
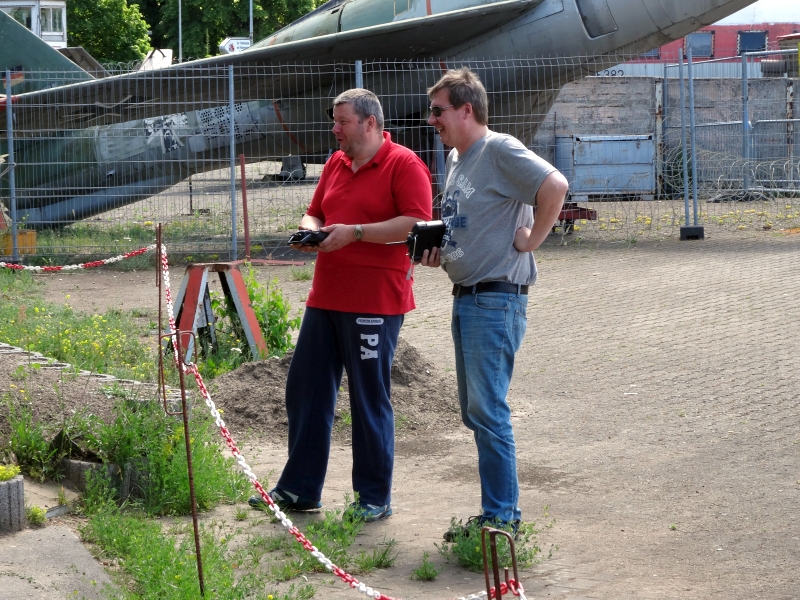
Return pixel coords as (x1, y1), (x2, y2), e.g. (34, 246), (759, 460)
(421, 67), (568, 540)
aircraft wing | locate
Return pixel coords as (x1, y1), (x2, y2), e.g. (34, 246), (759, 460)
(7, 0), (540, 132)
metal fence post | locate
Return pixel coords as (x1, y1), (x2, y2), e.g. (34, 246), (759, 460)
(678, 51), (690, 227)
(687, 46), (699, 226)
(4, 70), (19, 262)
(742, 53), (750, 191)
(229, 64), (238, 261)
(355, 60), (363, 88)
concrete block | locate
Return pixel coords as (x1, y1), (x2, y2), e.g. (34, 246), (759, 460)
(61, 458), (121, 493)
(0, 475), (26, 533)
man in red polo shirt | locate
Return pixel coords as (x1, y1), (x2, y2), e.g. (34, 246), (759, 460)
(250, 88), (432, 522)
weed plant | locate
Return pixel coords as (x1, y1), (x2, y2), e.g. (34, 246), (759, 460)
(26, 505), (46, 526)
(411, 551), (440, 581)
(87, 400), (249, 515)
(355, 537), (399, 573)
(437, 517), (550, 573)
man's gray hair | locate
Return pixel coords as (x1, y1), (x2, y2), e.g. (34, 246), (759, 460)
(333, 88), (384, 130)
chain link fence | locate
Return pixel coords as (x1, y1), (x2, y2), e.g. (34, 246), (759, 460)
(2, 53), (799, 262)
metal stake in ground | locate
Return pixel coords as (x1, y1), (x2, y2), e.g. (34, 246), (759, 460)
(160, 329), (206, 596)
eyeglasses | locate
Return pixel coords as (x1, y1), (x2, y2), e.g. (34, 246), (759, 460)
(429, 104), (454, 117)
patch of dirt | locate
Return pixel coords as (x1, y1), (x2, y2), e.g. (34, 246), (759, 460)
(0, 350), (127, 455)
(210, 337), (461, 441)
(0, 337), (459, 457)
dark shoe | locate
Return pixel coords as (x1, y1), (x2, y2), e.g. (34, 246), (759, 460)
(345, 502), (393, 523)
(443, 515), (521, 542)
(248, 488), (322, 511)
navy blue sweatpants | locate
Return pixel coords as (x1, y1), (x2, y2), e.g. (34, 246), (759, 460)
(276, 307), (403, 507)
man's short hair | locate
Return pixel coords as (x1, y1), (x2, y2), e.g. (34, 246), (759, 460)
(332, 88), (384, 130)
(428, 67), (489, 126)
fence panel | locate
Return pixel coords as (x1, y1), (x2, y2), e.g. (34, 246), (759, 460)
(2, 53), (799, 262)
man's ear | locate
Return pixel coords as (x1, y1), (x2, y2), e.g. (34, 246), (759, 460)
(462, 103), (473, 119)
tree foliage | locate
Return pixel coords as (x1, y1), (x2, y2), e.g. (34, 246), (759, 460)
(157, 0), (316, 59)
(67, 0), (151, 63)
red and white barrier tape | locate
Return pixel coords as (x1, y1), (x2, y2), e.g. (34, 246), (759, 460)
(157, 246), (527, 600)
(0, 244), (157, 272)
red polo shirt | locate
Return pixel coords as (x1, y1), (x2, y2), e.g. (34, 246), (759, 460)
(305, 132), (432, 314)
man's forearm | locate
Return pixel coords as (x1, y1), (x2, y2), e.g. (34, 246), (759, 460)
(357, 215), (421, 244)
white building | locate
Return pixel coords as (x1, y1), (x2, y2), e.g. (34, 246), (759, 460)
(0, 0), (67, 48)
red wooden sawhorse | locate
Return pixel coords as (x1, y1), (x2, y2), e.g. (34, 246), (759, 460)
(171, 259), (304, 361)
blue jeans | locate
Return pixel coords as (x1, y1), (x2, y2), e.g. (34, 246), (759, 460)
(452, 291), (528, 523)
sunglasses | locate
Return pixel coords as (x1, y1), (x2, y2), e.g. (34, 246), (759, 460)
(429, 104), (454, 117)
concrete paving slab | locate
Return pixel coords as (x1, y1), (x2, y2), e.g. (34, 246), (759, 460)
(0, 525), (119, 600)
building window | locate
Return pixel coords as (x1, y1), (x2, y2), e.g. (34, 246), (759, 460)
(639, 47), (660, 59)
(685, 31), (714, 58)
(738, 30), (767, 54)
(2, 7), (32, 29)
(39, 7), (63, 32)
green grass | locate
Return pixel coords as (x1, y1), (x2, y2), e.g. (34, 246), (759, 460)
(0, 261), (301, 386)
(0, 269), (156, 382)
(6, 393), (248, 514)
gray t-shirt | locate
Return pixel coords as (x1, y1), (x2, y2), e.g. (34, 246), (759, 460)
(440, 130), (556, 287)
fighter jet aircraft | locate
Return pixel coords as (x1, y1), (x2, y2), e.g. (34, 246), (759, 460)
(1, 0), (758, 226)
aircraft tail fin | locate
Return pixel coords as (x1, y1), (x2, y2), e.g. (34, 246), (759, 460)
(0, 10), (93, 94)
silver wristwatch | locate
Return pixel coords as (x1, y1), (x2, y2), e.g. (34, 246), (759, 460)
(354, 224), (364, 241)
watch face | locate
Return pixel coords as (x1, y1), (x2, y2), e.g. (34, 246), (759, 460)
(354, 225), (363, 240)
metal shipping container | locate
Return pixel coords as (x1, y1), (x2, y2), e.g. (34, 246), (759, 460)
(555, 134), (656, 200)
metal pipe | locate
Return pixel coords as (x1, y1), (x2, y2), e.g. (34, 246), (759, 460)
(229, 65), (237, 261)
(5, 70), (19, 262)
(239, 154), (250, 260)
(249, 0), (253, 45)
(687, 46), (699, 226)
(742, 53), (750, 190)
(678, 50), (690, 227)
(178, 0), (183, 63)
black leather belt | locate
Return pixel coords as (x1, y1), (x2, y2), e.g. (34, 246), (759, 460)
(452, 282), (529, 296)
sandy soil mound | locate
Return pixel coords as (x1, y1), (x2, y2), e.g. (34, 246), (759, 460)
(210, 337), (460, 440)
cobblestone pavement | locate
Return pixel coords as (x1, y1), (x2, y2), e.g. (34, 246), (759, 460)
(388, 231), (800, 599)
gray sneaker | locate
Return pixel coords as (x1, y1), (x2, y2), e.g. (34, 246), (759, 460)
(346, 502), (393, 523)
